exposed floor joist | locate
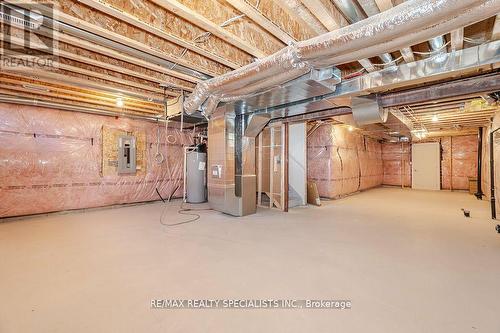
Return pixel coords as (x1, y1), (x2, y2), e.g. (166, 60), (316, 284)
(149, 0), (267, 58)
(77, 0), (242, 69)
(225, 0), (294, 44)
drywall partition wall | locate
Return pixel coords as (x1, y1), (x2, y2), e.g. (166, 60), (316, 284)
(0, 103), (192, 218)
(288, 122), (307, 207)
(307, 123), (383, 198)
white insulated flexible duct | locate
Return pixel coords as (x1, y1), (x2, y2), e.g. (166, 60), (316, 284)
(184, 0), (500, 116)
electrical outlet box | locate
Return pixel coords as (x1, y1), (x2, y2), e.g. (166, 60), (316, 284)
(117, 135), (136, 174)
(212, 165), (222, 178)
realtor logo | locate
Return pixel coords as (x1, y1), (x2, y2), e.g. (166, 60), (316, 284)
(0, 1), (59, 70)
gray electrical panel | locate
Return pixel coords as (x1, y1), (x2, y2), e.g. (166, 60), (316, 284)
(117, 135), (136, 174)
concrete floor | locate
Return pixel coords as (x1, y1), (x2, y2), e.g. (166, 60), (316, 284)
(1, 187), (499, 332)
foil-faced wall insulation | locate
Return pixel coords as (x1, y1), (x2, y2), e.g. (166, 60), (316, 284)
(307, 123), (383, 198)
(0, 103), (192, 218)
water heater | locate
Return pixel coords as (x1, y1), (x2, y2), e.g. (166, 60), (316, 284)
(185, 145), (207, 203)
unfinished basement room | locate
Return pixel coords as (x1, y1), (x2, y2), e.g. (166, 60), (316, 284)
(1, 0), (500, 332)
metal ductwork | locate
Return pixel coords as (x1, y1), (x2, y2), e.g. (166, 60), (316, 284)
(185, 0), (499, 117)
(351, 96), (388, 125)
(331, 0), (394, 65)
(207, 105), (258, 216)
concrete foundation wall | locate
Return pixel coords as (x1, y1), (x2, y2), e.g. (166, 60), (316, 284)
(0, 103), (192, 218)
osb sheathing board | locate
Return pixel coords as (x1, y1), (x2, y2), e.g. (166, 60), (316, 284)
(246, 0), (315, 41)
(100, 0), (254, 66)
(0, 102), (193, 218)
(58, 0), (229, 75)
(178, 0), (283, 54)
(101, 126), (146, 177)
(307, 123), (383, 199)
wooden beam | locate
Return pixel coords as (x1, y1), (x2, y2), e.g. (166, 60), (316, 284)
(300, 0), (341, 31)
(451, 28), (464, 50)
(379, 73), (500, 107)
(276, 0), (328, 35)
(225, 0), (294, 44)
(374, 0), (393, 12)
(149, 0), (267, 58)
(359, 58), (376, 72)
(492, 14), (500, 40)
(77, 0), (241, 69)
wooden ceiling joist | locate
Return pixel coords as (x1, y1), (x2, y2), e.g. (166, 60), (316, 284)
(0, 83), (160, 114)
(0, 88), (160, 116)
(148, 0), (267, 58)
(38, 28), (200, 84)
(13, 3), (225, 76)
(1, 74), (164, 111)
(1, 33), (194, 92)
(225, 0), (294, 44)
(1, 68), (165, 102)
(300, 0), (343, 31)
(77, 0), (242, 69)
(492, 14), (500, 40)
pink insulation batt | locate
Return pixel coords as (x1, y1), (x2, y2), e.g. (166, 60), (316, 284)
(307, 123), (383, 198)
(0, 103), (193, 218)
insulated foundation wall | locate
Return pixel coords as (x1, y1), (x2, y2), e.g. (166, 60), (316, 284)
(382, 135), (478, 190)
(0, 103), (193, 218)
(381, 143), (411, 187)
(307, 123), (383, 198)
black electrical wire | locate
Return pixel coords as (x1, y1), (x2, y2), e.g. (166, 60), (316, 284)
(157, 185), (212, 227)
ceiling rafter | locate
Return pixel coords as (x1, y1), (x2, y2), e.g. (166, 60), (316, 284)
(148, 0), (267, 58)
